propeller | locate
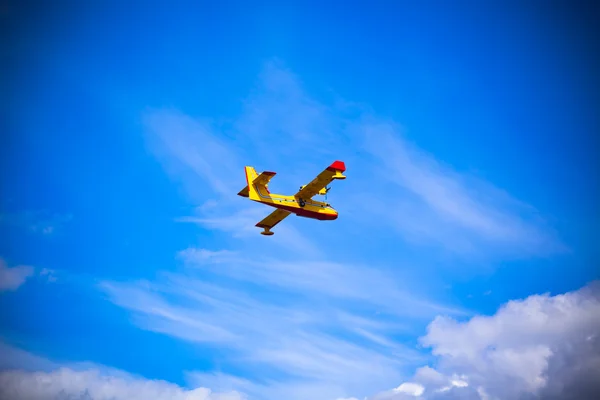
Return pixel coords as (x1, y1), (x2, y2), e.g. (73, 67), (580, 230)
(325, 186), (331, 200)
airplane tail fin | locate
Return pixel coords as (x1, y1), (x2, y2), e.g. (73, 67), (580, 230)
(238, 166), (276, 201)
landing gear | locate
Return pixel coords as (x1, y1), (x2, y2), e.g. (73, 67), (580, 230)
(298, 199), (306, 207)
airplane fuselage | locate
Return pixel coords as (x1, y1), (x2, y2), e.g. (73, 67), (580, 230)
(251, 184), (338, 221)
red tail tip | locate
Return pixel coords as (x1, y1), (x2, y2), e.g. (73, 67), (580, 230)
(327, 160), (346, 172)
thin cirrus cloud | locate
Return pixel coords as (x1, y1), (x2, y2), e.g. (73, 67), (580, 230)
(142, 106), (324, 257)
(176, 247), (467, 318)
(98, 273), (419, 400)
(141, 59), (564, 261)
(94, 215), (468, 399)
(357, 119), (567, 258)
(142, 110), (242, 199)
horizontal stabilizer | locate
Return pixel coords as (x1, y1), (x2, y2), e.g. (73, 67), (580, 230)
(253, 171), (277, 187)
(241, 166), (276, 201)
(237, 185), (250, 197)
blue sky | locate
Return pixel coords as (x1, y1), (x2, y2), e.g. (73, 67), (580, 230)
(1, 1), (599, 400)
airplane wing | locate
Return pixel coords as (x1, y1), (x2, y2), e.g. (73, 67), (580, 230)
(256, 208), (292, 233)
(294, 161), (346, 200)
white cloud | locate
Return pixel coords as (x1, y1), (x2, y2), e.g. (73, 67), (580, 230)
(0, 258), (34, 291)
(0, 367), (244, 400)
(0, 341), (243, 399)
(367, 281), (600, 400)
(394, 382), (425, 396)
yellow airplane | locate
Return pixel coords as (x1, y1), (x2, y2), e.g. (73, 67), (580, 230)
(237, 161), (347, 235)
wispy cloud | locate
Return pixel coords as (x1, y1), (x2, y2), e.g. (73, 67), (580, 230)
(142, 59), (563, 260)
(235, 59), (340, 166)
(98, 248), (460, 400)
(355, 119), (566, 258)
(0, 257), (62, 291)
(142, 108), (242, 199)
(176, 208), (322, 257)
(177, 247), (466, 318)
(0, 257), (34, 292)
(142, 105), (324, 257)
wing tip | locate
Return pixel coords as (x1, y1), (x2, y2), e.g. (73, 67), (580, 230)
(327, 160), (346, 173)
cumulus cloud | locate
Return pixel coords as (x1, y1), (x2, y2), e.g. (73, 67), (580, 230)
(394, 382), (425, 397)
(0, 367), (244, 400)
(368, 281), (600, 400)
(0, 257), (34, 291)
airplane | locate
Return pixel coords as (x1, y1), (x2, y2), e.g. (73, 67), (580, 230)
(237, 161), (346, 235)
